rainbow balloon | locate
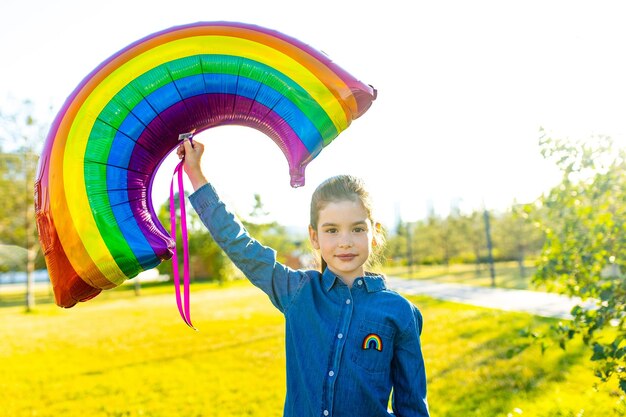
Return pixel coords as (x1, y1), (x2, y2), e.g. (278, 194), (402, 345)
(34, 21), (376, 307)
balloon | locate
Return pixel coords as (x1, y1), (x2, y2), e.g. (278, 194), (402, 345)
(34, 21), (377, 308)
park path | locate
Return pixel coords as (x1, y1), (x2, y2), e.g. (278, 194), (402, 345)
(386, 277), (596, 319)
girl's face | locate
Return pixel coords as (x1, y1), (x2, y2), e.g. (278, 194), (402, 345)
(309, 199), (374, 283)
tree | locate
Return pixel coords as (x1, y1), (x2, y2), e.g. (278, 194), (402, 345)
(0, 99), (47, 310)
(241, 193), (299, 267)
(531, 130), (626, 393)
(494, 203), (544, 278)
(383, 204), (545, 274)
(385, 219), (409, 268)
(462, 211), (488, 274)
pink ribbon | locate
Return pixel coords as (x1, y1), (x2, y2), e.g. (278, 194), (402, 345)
(170, 139), (196, 330)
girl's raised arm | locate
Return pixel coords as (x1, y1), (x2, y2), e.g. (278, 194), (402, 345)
(180, 141), (306, 313)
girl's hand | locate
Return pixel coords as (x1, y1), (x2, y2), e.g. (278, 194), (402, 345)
(177, 139), (208, 190)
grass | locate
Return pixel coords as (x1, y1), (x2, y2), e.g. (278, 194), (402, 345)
(418, 295), (624, 416)
(1, 280), (624, 417)
(383, 261), (539, 290)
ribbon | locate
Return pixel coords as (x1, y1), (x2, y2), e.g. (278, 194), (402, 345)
(170, 134), (196, 330)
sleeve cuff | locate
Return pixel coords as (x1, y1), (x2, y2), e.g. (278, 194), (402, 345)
(189, 182), (220, 213)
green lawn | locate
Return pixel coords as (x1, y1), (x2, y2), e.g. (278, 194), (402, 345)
(1, 280), (624, 417)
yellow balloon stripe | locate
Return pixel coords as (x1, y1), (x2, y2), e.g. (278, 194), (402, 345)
(55, 35), (349, 283)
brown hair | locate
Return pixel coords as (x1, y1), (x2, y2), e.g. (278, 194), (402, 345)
(309, 175), (385, 272)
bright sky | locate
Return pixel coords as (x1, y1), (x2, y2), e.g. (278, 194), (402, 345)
(2, 0), (625, 231)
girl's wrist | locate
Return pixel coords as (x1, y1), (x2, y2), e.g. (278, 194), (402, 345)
(186, 166), (208, 190)
(190, 175), (208, 191)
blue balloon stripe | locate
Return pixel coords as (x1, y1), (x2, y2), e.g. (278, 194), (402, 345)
(144, 83), (181, 114)
(107, 133), (136, 169)
(117, 111), (146, 143)
(173, 74), (206, 98)
(131, 99), (159, 126)
(108, 197), (160, 269)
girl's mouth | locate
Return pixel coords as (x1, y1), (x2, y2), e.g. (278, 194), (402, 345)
(336, 254), (357, 261)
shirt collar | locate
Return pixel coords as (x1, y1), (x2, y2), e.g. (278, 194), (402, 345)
(322, 267), (341, 292)
(322, 268), (387, 293)
(362, 272), (387, 292)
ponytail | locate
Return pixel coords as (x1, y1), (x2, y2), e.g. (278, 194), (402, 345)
(320, 257), (328, 273)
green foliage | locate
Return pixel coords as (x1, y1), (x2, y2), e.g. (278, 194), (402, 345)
(156, 192), (300, 283)
(385, 206), (544, 270)
(530, 130), (626, 394)
(0, 152), (38, 246)
(156, 191), (235, 283)
(240, 194), (301, 265)
(0, 99), (48, 271)
(495, 203), (545, 278)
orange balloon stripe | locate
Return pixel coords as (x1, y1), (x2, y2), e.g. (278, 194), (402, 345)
(48, 103), (115, 289)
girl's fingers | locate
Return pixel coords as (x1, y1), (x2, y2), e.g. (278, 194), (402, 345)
(183, 139), (192, 151)
(184, 139), (204, 156)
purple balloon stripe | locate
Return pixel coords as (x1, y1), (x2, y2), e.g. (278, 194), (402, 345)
(127, 93), (310, 257)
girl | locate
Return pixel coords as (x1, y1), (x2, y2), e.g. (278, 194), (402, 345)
(178, 139), (429, 417)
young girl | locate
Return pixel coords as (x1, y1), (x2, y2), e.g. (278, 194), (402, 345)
(178, 139), (430, 417)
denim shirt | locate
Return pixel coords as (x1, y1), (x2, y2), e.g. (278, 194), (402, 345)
(189, 183), (429, 417)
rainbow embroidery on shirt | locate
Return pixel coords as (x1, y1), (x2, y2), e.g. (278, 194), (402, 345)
(362, 333), (383, 351)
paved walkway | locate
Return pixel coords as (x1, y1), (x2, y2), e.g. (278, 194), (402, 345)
(387, 277), (597, 319)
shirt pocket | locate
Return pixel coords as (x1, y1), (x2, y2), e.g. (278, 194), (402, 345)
(351, 320), (395, 374)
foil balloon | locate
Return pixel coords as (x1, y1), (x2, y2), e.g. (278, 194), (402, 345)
(34, 21), (377, 308)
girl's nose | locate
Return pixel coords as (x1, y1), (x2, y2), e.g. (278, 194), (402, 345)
(338, 241), (353, 249)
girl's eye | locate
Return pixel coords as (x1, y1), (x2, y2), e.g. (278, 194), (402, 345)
(325, 228), (338, 234)
(354, 227), (367, 233)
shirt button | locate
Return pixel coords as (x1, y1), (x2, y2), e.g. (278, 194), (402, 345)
(337, 333), (343, 339)
(346, 299), (351, 304)
(323, 411), (329, 416)
(328, 370), (334, 377)
(357, 279), (363, 285)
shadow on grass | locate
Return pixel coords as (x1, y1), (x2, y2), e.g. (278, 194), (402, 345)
(77, 330), (284, 377)
(0, 291), (56, 308)
(0, 279), (231, 309)
(425, 309), (588, 417)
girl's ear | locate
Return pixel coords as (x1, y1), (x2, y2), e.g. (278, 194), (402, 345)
(309, 225), (320, 250)
(372, 222), (382, 247)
